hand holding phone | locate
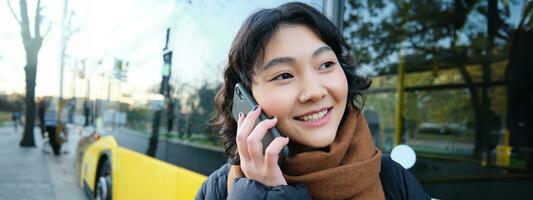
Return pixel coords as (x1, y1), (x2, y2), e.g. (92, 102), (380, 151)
(232, 83), (290, 164)
(232, 83), (290, 187)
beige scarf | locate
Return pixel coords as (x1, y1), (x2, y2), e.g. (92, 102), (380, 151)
(228, 109), (384, 200)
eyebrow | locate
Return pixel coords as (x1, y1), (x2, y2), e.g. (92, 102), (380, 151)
(259, 46), (333, 71)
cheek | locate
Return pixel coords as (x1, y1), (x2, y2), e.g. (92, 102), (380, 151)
(253, 86), (296, 119)
(327, 69), (349, 103)
(256, 92), (297, 138)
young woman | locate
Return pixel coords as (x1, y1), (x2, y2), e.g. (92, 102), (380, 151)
(196, 2), (429, 200)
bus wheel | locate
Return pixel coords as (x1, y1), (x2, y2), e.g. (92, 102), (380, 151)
(95, 159), (112, 200)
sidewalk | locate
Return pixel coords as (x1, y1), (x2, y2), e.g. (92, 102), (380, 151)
(0, 125), (86, 200)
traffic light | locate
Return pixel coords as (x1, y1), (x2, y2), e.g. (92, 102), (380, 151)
(160, 52), (172, 97)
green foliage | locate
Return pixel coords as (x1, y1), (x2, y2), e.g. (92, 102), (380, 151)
(172, 82), (221, 143)
(0, 111), (12, 126)
(126, 107), (152, 132)
(344, 0), (521, 75)
(0, 94), (24, 112)
(345, 0), (527, 139)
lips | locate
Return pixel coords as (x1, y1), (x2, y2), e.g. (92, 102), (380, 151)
(294, 107), (332, 121)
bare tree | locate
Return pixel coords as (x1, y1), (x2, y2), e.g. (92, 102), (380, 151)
(8, 0), (51, 147)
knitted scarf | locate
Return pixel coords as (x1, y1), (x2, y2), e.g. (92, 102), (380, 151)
(227, 110), (384, 200)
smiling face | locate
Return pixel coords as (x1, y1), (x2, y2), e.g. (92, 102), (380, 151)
(251, 24), (348, 149)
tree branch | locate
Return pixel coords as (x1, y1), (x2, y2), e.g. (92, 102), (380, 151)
(34, 0), (42, 38)
(19, 0), (31, 40)
(518, 1), (532, 30)
(6, 0), (22, 25)
(42, 22), (52, 38)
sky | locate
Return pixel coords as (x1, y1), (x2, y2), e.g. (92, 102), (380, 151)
(0, 0), (322, 105)
(3, 0), (521, 105)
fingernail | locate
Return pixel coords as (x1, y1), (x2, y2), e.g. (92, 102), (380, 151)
(252, 105), (259, 111)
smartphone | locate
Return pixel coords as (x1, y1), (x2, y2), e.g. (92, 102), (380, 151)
(232, 82), (289, 165)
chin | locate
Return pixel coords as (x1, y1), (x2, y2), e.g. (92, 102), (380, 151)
(306, 134), (336, 148)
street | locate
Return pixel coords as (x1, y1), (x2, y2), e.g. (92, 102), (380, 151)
(0, 126), (85, 200)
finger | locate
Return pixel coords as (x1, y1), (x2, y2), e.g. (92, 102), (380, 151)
(237, 106), (261, 161)
(247, 117), (277, 162)
(239, 105), (261, 136)
(236, 112), (251, 162)
(237, 112), (245, 127)
(264, 136), (289, 167)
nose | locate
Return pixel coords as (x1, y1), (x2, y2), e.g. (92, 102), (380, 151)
(298, 75), (326, 103)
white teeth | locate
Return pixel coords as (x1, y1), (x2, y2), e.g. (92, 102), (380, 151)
(298, 109), (328, 122)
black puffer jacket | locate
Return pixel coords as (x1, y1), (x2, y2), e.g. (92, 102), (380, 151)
(195, 155), (430, 200)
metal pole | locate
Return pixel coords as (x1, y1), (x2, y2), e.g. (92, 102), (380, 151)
(394, 53), (405, 145)
(323, 0), (344, 31)
(72, 60), (77, 98)
(148, 29), (172, 157)
(59, 0), (68, 100)
(394, 1), (408, 146)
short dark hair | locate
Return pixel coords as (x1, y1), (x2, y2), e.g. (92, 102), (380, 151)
(211, 2), (370, 164)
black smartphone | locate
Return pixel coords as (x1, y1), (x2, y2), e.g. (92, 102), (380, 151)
(231, 82), (289, 165)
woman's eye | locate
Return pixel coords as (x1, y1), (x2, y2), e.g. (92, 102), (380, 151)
(273, 73), (294, 81)
(319, 61), (335, 70)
